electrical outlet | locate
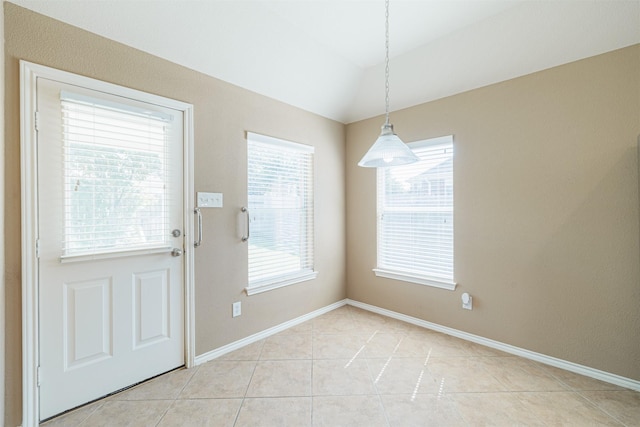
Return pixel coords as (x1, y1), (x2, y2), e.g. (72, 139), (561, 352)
(232, 301), (241, 317)
(462, 293), (473, 310)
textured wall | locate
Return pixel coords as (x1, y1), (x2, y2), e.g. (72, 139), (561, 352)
(346, 44), (640, 381)
(3, 3), (346, 425)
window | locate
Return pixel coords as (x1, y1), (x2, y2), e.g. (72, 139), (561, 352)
(61, 91), (174, 258)
(246, 132), (317, 295)
(375, 135), (455, 290)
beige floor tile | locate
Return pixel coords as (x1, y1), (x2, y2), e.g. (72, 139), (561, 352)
(313, 314), (359, 334)
(260, 333), (312, 360)
(426, 357), (507, 393)
(325, 305), (354, 316)
(369, 357), (441, 395)
(422, 333), (473, 357)
(111, 368), (197, 401)
(312, 395), (389, 427)
(45, 305), (636, 426)
(458, 340), (510, 357)
(515, 391), (623, 425)
(380, 393), (466, 427)
(246, 360), (312, 397)
(361, 332), (405, 358)
(217, 340), (265, 361)
(157, 399), (242, 427)
(481, 356), (568, 392)
(313, 333), (369, 359)
(78, 400), (172, 427)
(578, 391), (640, 426)
(276, 321), (313, 335)
(382, 318), (425, 334)
(235, 397), (312, 427)
(179, 360), (256, 398)
(392, 334), (464, 358)
(540, 365), (627, 391)
(41, 400), (103, 426)
(451, 392), (545, 425)
(353, 316), (408, 335)
(313, 359), (376, 395)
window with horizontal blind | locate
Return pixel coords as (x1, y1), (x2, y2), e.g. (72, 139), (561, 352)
(61, 91), (173, 258)
(375, 135), (455, 290)
(246, 132), (317, 295)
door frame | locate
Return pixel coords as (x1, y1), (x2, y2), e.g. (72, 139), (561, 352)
(20, 61), (196, 426)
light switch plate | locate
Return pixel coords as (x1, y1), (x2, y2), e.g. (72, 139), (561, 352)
(197, 192), (223, 208)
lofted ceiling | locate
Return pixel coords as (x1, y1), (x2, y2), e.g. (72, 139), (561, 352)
(9, 0), (640, 123)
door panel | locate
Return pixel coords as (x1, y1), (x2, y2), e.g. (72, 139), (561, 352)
(64, 277), (113, 369)
(37, 77), (185, 420)
(133, 269), (170, 348)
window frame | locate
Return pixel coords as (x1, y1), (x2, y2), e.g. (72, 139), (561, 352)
(245, 132), (317, 296)
(59, 90), (174, 260)
(374, 135), (456, 291)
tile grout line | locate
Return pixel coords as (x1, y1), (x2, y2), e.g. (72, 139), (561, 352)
(574, 390), (629, 426)
(232, 344), (264, 427)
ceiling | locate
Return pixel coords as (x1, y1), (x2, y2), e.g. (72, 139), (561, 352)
(9, 0), (640, 123)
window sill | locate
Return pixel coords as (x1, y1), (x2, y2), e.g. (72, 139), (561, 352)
(60, 245), (173, 263)
(373, 268), (457, 291)
(245, 270), (319, 296)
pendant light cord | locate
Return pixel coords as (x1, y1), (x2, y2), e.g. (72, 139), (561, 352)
(384, 0), (390, 126)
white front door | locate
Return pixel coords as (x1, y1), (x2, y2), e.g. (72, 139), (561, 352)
(36, 77), (185, 420)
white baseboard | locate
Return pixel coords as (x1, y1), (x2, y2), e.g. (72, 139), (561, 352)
(193, 297), (639, 392)
(346, 299), (640, 392)
(194, 299), (347, 366)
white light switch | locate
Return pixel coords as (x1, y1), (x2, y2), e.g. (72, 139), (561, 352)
(197, 192), (223, 208)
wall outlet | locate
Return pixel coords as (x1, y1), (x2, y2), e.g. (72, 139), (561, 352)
(462, 293), (473, 310)
(232, 301), (241, 317)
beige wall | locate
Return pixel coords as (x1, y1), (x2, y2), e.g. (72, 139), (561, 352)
(3, 4), (346, 425)
(346, 44), (640, 381)
(4, 1), (640, 425)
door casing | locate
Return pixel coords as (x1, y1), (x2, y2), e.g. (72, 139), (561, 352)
(20, 60), (196, 427)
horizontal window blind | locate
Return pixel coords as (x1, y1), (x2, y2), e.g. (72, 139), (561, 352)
(247, 132), (314, 286)
(61, 91), (172, 257)
(377, 136), (454, 282)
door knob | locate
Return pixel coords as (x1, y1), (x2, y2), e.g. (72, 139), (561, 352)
(171, 248), (183, 257)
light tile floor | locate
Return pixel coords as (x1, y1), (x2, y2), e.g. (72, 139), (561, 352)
(43, 305), (640, 426)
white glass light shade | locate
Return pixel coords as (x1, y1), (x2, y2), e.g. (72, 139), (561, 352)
(358, 123), (420, 167)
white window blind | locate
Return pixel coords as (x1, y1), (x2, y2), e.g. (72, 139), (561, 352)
(246, 132), (315, 291)
(60, 91), (173, 257)
(376, 135), (454, 288)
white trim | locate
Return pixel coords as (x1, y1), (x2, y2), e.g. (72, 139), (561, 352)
(0, 3), (5, 423)
(183, 103), (196, 370)
(373, 268), (457, 291)
(21, 60), (40, 427)
(407, 134), (453, 149)
(20, 61), (196, 426)
(60, 246), (173, 263)
(245, 271), (319, 296)
(194, 299), (346, 365)
(245, 131), (314, 153)
(346, 299), (640, 392)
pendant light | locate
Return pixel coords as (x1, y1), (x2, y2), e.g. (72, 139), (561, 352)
(358, 0), (419, 168)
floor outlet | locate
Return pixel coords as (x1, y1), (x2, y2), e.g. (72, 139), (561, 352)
(232, 301), (241, 317)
